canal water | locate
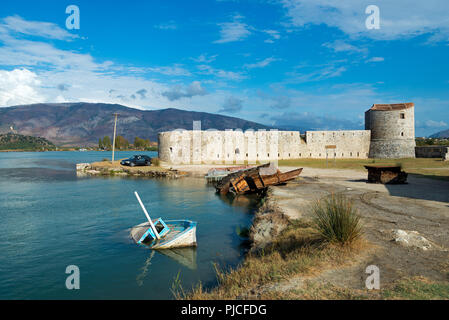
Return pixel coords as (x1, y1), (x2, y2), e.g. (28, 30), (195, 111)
(0, 151), (258, 299)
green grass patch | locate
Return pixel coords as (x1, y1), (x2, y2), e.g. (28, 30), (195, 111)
(382, 277), (449, 300)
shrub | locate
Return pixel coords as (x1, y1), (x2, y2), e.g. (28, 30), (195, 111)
(311, 193), (362, 245)
(152, 157), (160, 166)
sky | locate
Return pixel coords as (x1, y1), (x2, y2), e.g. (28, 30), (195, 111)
(0, 0), (448, 137)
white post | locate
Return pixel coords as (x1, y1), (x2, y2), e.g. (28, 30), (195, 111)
(134, 191), (160, 240)
(112, 113), (118, 162)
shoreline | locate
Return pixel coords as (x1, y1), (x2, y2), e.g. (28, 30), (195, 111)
(181, 165), (449, 299)
(76, 161), (186, 178)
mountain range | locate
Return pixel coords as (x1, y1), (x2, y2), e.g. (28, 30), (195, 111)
(0, 103), (271, 146)
(429, 129), (449, 139)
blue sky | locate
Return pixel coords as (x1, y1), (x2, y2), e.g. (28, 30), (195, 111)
(0, 0), (448, 136)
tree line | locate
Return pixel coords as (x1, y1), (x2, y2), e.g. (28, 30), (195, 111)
(98, 136), (154, 150)
(415, 137), (449, 146)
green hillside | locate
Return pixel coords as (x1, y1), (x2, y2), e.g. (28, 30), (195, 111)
(0, 133), (56, 151)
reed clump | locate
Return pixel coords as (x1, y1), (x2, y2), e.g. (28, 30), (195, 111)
(311, 193), (362, 245)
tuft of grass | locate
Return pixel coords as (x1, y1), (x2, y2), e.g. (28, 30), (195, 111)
(151, 157), (161, 166)
(171, 270), (186, 299)
(311, 193), (363, 245)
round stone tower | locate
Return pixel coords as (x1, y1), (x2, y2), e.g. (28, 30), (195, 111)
(365, 103), (416, 159)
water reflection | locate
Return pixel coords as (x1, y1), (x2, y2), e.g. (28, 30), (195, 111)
(0, 167), (76, 182)
(216, 192), (261, 208)
(136, 248), (198, 287)
(158, 247), (197, 270)
(136, 250), (156, 287)
(32, 159), (75, 170)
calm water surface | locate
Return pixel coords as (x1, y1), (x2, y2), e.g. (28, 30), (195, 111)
(0, 151), (258, 299)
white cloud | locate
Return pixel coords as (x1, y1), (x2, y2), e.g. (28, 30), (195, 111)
(281, 0), (449, 42)
(0, 37), (101, 71)
(154, 20), (177, 30)
(214, 14), (252, 43)
(263, 29), (281, 43)
(1, 15), (78, 40)
(191, 53), (218, 63)
(146, 64), (191, 76)
(0, 68), (45, 106)
(322, 40), (368, 54)
(218, 96), (243, 113)
(366, 57), (385, 62)
(270, 96), (291, 109)
(284, 62), (347, 83)
(197, 64), (247, 81)
(244, 57), (278, 69)
(161, 81), (208, 101)
(424, 120), (448, 128)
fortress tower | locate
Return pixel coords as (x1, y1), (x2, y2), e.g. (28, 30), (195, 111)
(365, 103), (416, 159)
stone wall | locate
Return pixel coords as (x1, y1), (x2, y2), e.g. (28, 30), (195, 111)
(158, 129), (371, 164)
(304, 131), (371, 159)
(415, 146), (449, 160)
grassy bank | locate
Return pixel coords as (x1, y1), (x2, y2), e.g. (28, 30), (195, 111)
(183, 222), (449, 299)
(175, 192), (449, 300)
(181, 220), (369, 299)
(176, 194), (369, 300)
(278, 158), (449, 179)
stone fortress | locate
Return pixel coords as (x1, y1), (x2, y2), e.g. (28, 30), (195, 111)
(158, 103), (418, 164)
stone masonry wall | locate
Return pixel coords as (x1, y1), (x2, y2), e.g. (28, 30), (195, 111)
(366, 106), (415, 159)
(415, 146), (449, 159)
(158, 129), (371, 164)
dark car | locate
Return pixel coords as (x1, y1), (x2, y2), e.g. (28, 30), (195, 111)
(120, 155), (152, 167)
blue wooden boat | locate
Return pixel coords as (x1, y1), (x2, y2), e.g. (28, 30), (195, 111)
(130, 192), (197, 249)
(130, 219), (197, 249)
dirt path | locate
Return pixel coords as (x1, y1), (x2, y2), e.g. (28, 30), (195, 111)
(266, 166), (449, 294)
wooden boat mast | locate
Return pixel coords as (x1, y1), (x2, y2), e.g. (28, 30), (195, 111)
(134, 191), (161, 240)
